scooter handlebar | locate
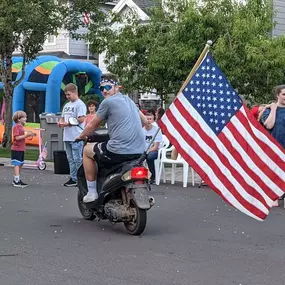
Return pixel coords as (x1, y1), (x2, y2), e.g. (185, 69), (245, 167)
(74, 137), (88, 143)
(33, 128), (46, 131)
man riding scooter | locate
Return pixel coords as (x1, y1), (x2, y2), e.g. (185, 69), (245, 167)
(75, 73), (148, 203)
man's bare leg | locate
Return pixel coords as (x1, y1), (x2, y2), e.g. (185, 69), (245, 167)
(83, 143), (99, 203)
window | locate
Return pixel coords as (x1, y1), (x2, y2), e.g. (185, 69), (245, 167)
(45, 35), (56, 45)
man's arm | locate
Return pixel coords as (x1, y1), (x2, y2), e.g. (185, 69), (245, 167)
(263, 103), (277, 130)
(77, 116), (85, 124)
(59, 117), (64, 123)
(76, 102), (87, 124)
(139, 111), (147, 127)
(78, 114), (103, 139)
(58, 117), (65, 127)
(149, 142), (160, 152)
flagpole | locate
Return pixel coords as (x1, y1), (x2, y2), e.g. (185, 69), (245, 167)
(145, 41), (213, 162)
(176, 40), (213, 96)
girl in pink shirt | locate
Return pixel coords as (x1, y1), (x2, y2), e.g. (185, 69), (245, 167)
(85, 100), (97, 127)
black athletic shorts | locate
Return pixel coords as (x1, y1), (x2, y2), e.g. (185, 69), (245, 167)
(93, 142), (142, 170)
(11, 150), (25, 166)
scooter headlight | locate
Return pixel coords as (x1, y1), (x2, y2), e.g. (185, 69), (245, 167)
(121, 171), (132, 181)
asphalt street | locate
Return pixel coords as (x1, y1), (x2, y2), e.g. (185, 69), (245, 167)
(0, 166), (285, 285)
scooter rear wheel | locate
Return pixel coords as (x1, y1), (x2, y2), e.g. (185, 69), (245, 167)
(124, 200), (147, 235)
(77, 190), (96, 220)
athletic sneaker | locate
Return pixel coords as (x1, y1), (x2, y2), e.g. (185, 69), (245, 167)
(64, 178), (77, 187)
(83, 192), (98, 203)
(13, 180), (28, 188)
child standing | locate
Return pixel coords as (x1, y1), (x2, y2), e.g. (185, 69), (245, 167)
(11, 111), (35, 187)
(85, 100), (97, 127)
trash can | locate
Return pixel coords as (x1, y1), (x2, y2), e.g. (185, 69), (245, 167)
(53, 150), (70, 174)
(40, 113), (64, 160)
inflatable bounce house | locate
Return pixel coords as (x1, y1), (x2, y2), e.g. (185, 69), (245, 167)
(0, 56), (102, 145)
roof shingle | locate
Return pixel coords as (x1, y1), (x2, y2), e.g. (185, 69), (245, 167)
(132, 0), (155, 13)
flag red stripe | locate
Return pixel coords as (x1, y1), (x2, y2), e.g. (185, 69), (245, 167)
(226, 119), (285, 192)
(163, 101), (268, 218)
(84, 12), (90, 24)
(173, 98), (271, 210)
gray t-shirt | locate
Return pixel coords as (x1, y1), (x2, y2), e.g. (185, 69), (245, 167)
(62, 99), (87, 141)
(96, 93), (145, 154)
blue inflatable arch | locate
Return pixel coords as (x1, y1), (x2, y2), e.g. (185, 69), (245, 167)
(45, 61), (102, 113)
(13, 56), (61, 113)
(0, 56), (24, 90)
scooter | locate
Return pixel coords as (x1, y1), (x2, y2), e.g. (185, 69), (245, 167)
(69, 118), (155, 235)
(24, 128), (47, 170)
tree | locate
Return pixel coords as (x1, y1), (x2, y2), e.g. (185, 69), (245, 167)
(213, 0), (285, 104)
(88, 0), (285, 105)
(0, 0), (106, 148)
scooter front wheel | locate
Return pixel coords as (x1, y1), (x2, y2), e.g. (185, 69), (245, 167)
(77, 190), (96, 220)
(124, 200), (147, 235)
(37, 161), (46, 170)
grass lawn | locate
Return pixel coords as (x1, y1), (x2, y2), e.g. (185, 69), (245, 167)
(0, 122), (40, 128)
(0, 147), (39, 161)
(25, 122), (40, 128)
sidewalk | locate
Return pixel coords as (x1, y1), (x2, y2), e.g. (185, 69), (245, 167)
(0, 157), (202, 185)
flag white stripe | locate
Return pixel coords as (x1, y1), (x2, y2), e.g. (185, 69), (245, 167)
(240, 107), (285, 162)
(222, 126), (284, 197)
(168, 96), (269, 214)
(179, 95), (277, 206)
(161, 112), (264, 221)
(231, 113), (285, 186)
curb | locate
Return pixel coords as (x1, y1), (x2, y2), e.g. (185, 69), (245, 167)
(0, 158), (54, 171)
(0, 158), (200, 184)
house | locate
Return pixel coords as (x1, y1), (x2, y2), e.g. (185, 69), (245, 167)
(40, 0), (156, 63)
(99, 0), (154, 73)
(17, 0), (284, 108)
(15, 0), (285, 62)
(273, 0), (285, 36)
(99, 0), (160, 108)
(38, 1), (119, 63)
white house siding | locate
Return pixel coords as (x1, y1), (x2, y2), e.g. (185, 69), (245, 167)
(42, 31), (68, 53)
(68, 38), (89, 57)
(98, 51), (108, 73)
(273, 0), (285, 36)
(68, 26), (89, 57)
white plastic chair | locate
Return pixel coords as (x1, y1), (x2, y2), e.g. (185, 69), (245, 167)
(154, 135), (170, 185)
(157, 146), (195, 187)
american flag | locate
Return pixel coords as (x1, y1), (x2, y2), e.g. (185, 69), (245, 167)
(159, 52), (285, 221)
(83, 12), (90, 25)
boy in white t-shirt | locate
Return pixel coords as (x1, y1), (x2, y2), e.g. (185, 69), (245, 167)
(143, 112), (162, 184)
(58, 83), (86, 187)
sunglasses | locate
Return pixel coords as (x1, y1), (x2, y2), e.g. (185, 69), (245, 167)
(99, 85), (113, 92)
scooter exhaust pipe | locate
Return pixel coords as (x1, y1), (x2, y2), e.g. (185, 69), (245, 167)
(149, 196), (155, 207)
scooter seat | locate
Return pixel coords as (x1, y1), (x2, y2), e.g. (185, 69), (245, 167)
(87, 128), (109, 143)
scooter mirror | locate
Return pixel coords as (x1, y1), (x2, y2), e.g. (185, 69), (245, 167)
(69, 117), (79, 126)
